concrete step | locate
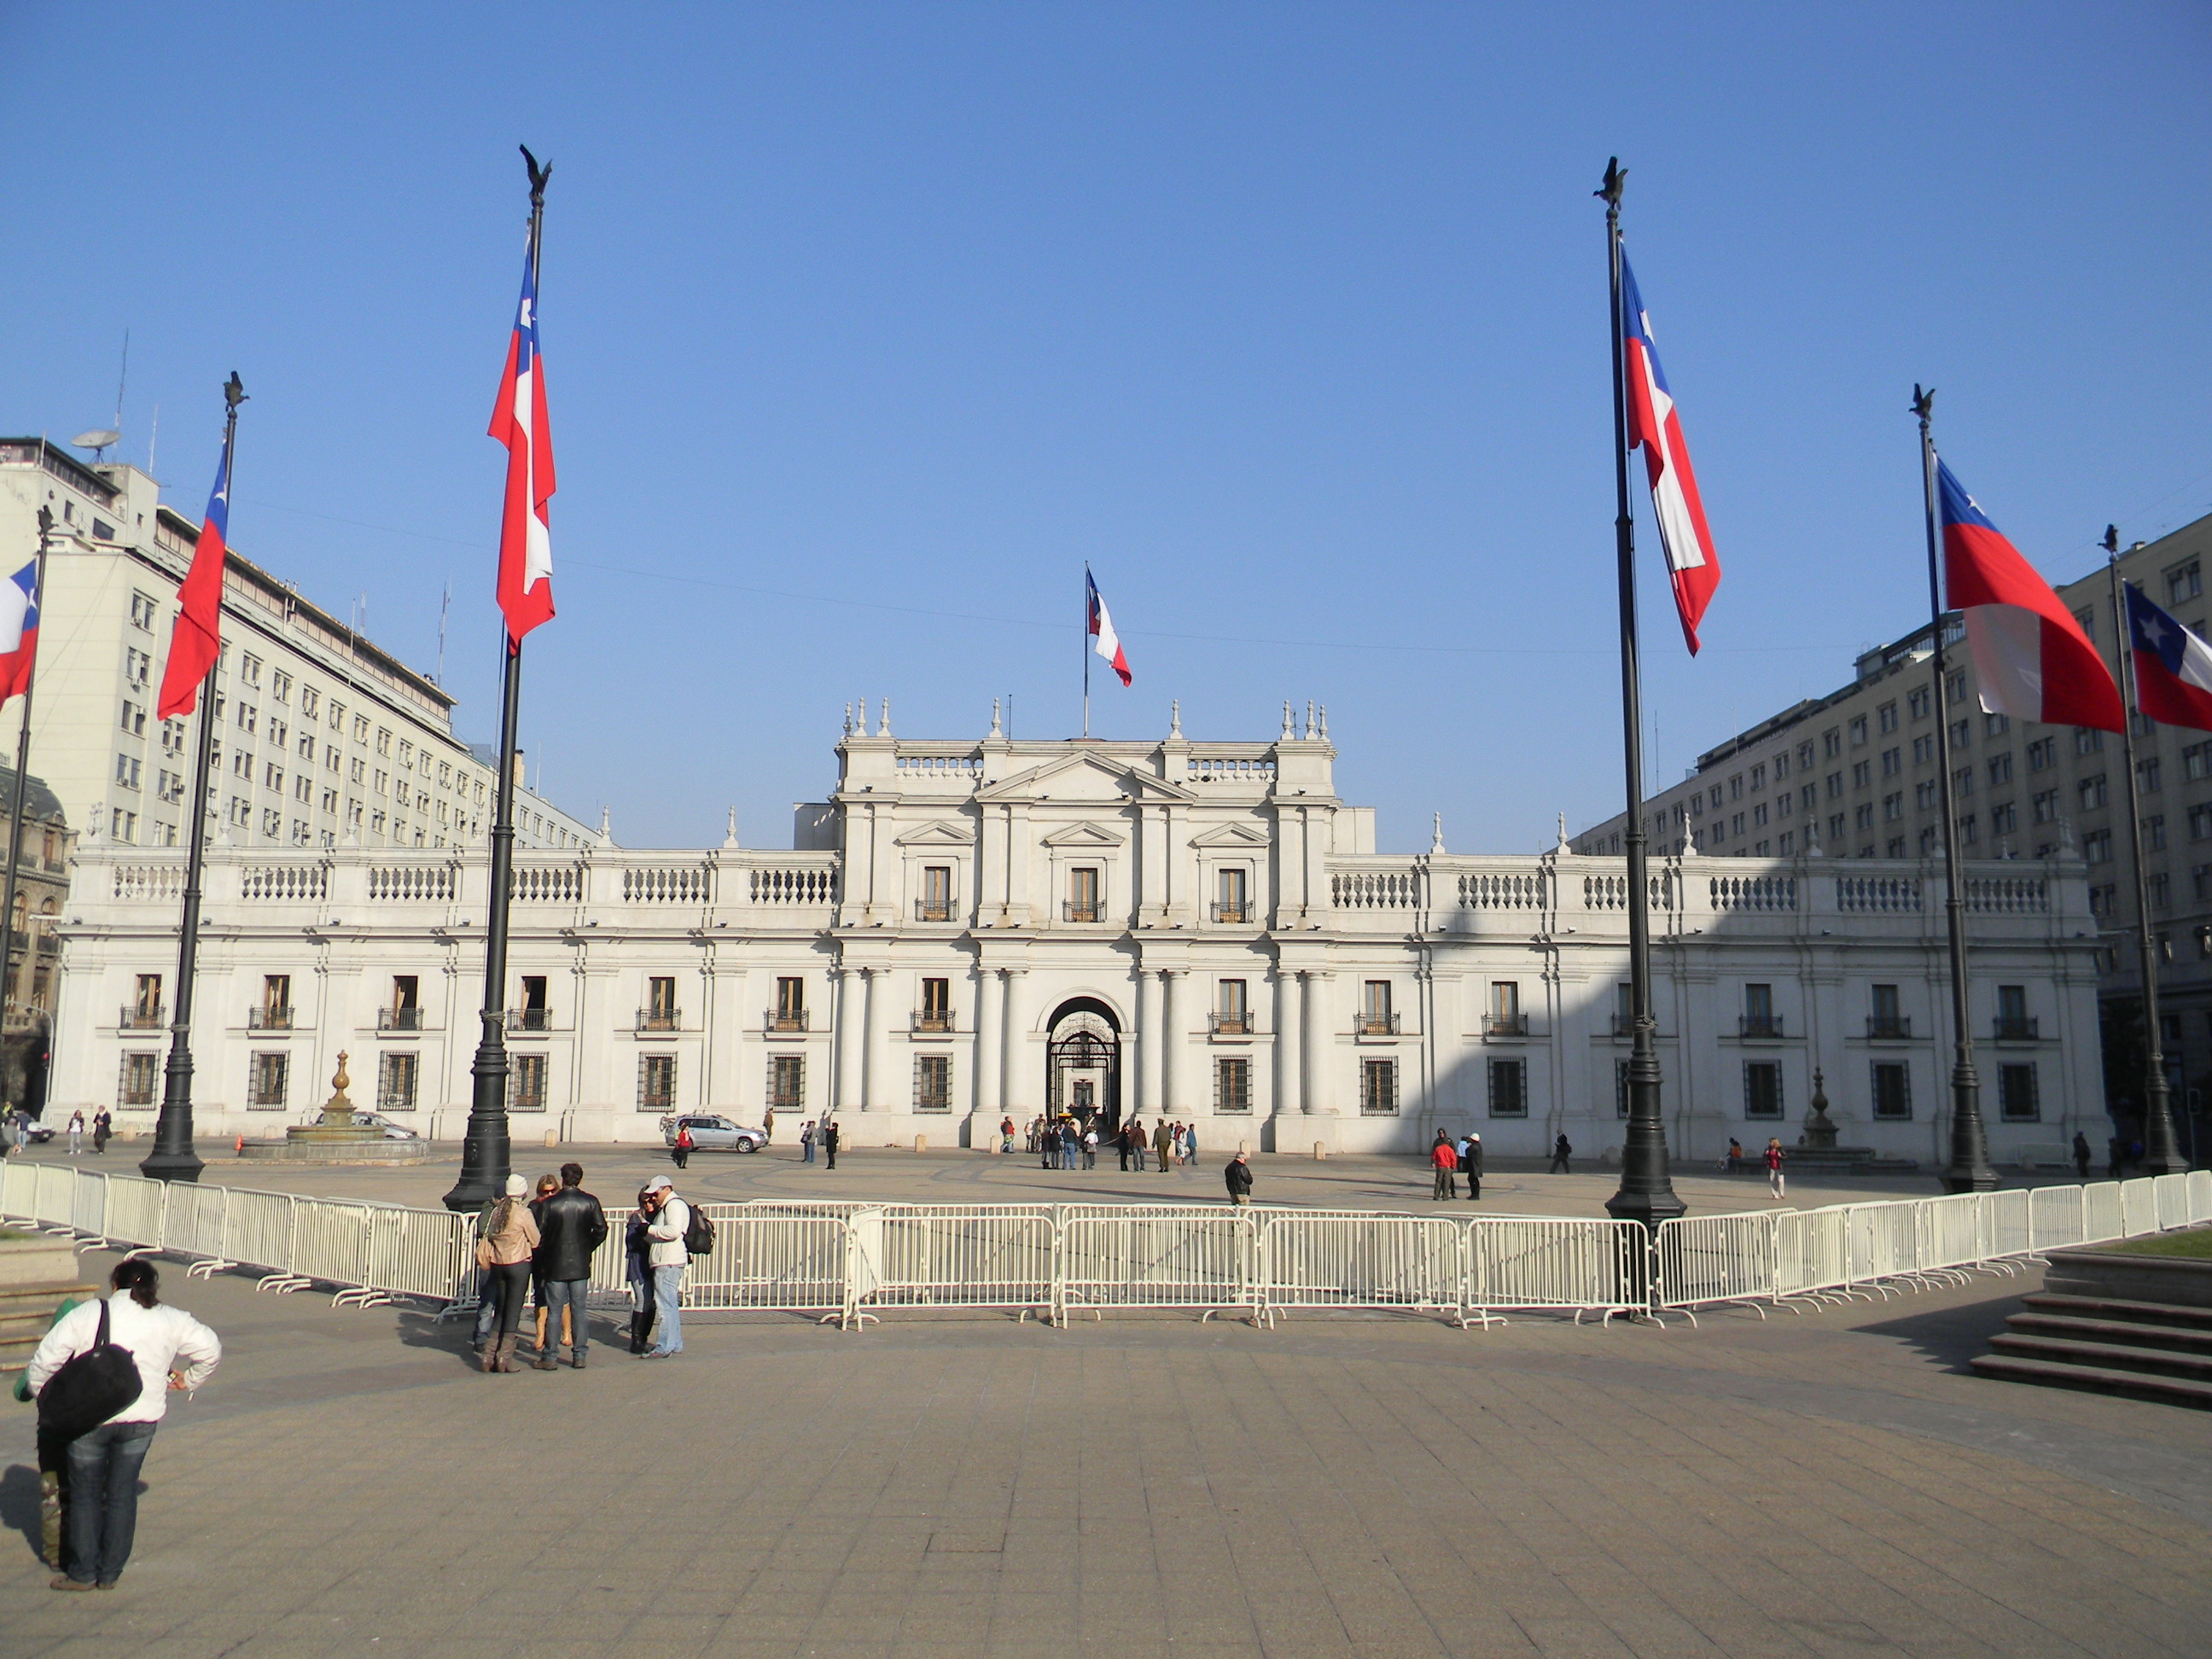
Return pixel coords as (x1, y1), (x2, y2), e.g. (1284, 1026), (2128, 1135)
(2005, 1311), (2212, 1357)
(0, 1284), (99, 1373)
(1970, 1352), (2212, 1410)
(2022, 1291), (2212, 1334)
(1987, 1330), (2212, 1382)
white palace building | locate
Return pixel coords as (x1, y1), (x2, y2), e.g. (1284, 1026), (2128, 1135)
(49, 705), (2104, 1163)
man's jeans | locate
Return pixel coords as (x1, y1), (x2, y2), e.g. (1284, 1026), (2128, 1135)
(544, 1278), (591, 1355)
(650, 1263), (685, 1353)
(65, 1420), (157, 1585)
(473, 1266), (499, 1346)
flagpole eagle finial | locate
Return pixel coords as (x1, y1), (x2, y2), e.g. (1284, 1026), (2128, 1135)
(1596, 156), (1625, 209)
(521, 144), (551, 206)
(1910, 384), (1934, 423)
(2103, 525), (2120, 557)
(224, 371), (247, 413)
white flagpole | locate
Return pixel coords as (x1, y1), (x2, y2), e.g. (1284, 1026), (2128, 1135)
(1082, 566), (1091, 738)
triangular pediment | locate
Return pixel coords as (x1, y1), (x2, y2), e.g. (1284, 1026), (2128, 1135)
(894, 819), (976, 847)
(1041, 821), (1126, 848)
(977, 749), (1198, 806)
(1189, 822), (1272, 849)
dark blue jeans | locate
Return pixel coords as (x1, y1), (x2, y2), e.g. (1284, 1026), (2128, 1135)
(65, 1420), (158, 1585)
(543, 1279), (591, 1355)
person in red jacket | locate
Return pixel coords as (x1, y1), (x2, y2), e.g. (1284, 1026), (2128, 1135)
(1765, 1138), (1787, 1200)
(1429, 1132), (1458, 1202)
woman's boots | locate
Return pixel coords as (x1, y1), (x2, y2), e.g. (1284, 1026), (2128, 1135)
(482, 1335), (522, 1373)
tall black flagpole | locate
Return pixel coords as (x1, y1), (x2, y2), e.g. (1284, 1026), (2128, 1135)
(445, 147), (548, 1213)
(1598, 158), (1685, 1231)
(143, 375), (245, 1183)
(1915, 387), (1996, 1193)
(0, 507), (54, 1037)
(2104, 531), (2187, 1173)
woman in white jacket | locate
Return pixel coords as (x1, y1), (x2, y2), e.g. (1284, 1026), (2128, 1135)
(26, 1260), (221, 1591)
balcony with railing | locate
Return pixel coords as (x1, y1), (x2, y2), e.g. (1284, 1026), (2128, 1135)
(1866, 1016), (1912, 1040)
(913, 899), (957, 923)
(1994, 1016), (2040, 1042)
(377, 1006), (424, 1032)
(120, 1004), (166, 1031)
(247, 1006), (294, 1031)
(1209, 1011), (1254, 1037)
(911, 1010), (955, 1034)
(1738, 1014), (1784, 1039)
(507, 1008), (555, 1033)
(1483, 1012), (1530, 1039)
(1062, 901), (1103, 923)
(637, 1007), (683, 1034)
(765, 1008), (810, 1033)
(1353, 1011), (1401, 1037)
(1209, 899), (1253, 924)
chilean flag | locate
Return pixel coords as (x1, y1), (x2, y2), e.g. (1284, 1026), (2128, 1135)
(492, 235), (556, 648)
(1621, 253), (1720, 653)
(156, 431), (234, 720)
(2124, 583), (2212, 731)
(1940, 463), (2121, 731)
(1086, 568), (1131, 686)
(0, 557), (38, 705)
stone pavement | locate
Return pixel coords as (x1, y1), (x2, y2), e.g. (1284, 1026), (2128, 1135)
(4, 1140), (2097, 1219)
(5, 1229), (2210, 1657)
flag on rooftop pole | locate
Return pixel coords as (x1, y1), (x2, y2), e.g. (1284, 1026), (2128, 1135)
(1619, 253), (1720, 653)
(2123, 583), (2212, 731)
(1938, 463), (2122, 731)
(492, 228), (556, 648)
(1086, 568), (1131, 686)
(155, 422), (236, 719)
(0, 556), (39, 704)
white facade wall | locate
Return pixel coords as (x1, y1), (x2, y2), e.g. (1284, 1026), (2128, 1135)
(50, 720), (2105, 1165)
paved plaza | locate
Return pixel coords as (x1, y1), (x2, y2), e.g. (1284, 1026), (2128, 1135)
(4, 1148), (2211, 1657)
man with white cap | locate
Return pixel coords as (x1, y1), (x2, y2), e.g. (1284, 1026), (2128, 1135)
(640, 1176), (689, 1359)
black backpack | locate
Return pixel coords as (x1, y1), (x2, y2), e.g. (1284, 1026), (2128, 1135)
(680, 1201), (716, 1258)
(37, 1300), (143, 1442)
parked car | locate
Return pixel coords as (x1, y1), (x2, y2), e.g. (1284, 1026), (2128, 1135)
(346, 1111), (420, 1142)
(659, 1113), (766, 1153)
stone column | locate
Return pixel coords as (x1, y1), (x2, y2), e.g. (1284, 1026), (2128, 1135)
(1161, 969), (1187, 1115)
(833, 967), (862, 1113)
(1302, 969), (1336, 1113)
(975, 966), (1004, 1121)
(863, 965), (892, 1111)
(1276, 969), (1303, 1117)
(1000, 969), (1030, 1119)
(1136, 966), (1162, 1119)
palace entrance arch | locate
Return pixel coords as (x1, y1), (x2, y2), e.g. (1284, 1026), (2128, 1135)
(1045, 998), (1122, 1133)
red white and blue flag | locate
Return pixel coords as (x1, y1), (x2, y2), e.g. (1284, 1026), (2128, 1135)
(1086, 568), (1131, 686)
(1620, 253), (1721, 654)
(0, 556), (38, 705)
(2124, 582), (2212, 731)
(492, 236), (556, 648)
(1940, 463), (2122, 731)
(156, 431), (234, 719)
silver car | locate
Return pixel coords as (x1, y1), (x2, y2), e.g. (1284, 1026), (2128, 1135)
(347, 1110), (421, 1141)
(660, 1113), (766, 1154)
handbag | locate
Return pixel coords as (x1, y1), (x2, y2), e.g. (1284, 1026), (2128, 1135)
(35, 1300), (143, 1442)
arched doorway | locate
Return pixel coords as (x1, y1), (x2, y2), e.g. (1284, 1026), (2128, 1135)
(1045, 998), (1122, 1134)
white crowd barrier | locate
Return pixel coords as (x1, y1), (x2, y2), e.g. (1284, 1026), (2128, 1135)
(5, 1163), (2212, 1328)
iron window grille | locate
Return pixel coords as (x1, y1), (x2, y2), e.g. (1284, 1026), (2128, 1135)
(1215, 1057), (1252, 1115)
(1487, 1057), (1527, 1118)
(1359, 1057), (1399, 1115)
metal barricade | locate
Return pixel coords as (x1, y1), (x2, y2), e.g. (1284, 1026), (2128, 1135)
(2121, 1177), (2159, 1239)
(102, 1174), (168, 1254)
(1655, 1213), (1775, 1312)
(1060, 1210), (1257, 1322)
(1260, 1214), (1465, 1324)
(857, 1206), (1057, 1318)
(1465, 1217), (1644, 1321)
(290, 1200), (374, 1295)
(166, 1183), (233, 1268)
(356, 1205), (472, 1307)
(2083, 1180), (2124, 1243)
(1774, 1207), (1855, 1301)
(32, 1164), (75, 1231)
(1982, 1188), (2033, 1265)
(2029, 1185), (2086, 1253)
(224, 1188), (304, 1288)
(0, 1158), (33, 1220)
(1844, 1200), (1921, 1289)
(2153, 1173), (2190, 1232)
(69, 1170), (108, 1241)
(2190, 1169), (2212, 1224)
(682, 1212), (851, 1320)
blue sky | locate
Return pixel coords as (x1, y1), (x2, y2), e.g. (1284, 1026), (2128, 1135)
(3, 4), (2207, 850)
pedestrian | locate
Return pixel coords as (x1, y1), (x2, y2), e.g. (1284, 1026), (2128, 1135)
(476, 1173), (540, 1373)
(1725, 1138), (1743, 1175)
(1462, 1132), (1483, 1201)
(1057, 1121), (1074, 1170)
(1185, 1123), (1199, 1167)
(800, 1120), (816, 1164)
(526, 1173), (563, 1365)
(67, 1111), (84, 1155)
(91, 1110), (111, 1155)
(533, 1162), (607, 1371)
(1429, 1132), (1458, 1202)
(1152, 1117), (1173, 1173)
(1115, 1120), (1132, 1171)
(762, 1107), (776, 1146)
(2108, 1134), (2127, 1181)
(1549, 1134), (1573, 1175)
(672, 1122), (693, 1170)
(2071, 1131), (2092, 1181)
(641, 1175), (690, 1359)
(823, 1119), (840, 1170)
(13, 1283), (91, 1572)
(1000, 1115), (1016, 1154)
(28, 1259), (220, 1592)
(625, 1185), (660, 1354)
(1765, 1138), (1787, 1201)
(1039, 1121), (1057, 1168)
(1225, 1150), (1254, 1206)
(1082, 1126), (1098, 1170)
(1130, 1118), (1148, 1172)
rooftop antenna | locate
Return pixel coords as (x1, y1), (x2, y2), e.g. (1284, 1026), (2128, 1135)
(73, 329), (130, 462)
(146, 404), (160, 480)
(434, 579), (451, 684)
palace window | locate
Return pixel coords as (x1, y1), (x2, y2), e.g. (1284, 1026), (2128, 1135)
(1871, 1062), (1911, 1120)
(770, 1054), (805, 1110)
(248, 1051), (289, 1110)
(1359, 1057), (1399, 1115)
(1998, 1063), (2039, 1122)
(914, 1053), (952, 1113)
(1215, 1057), (1252, 1115)
(1215, 979), (1249, 1035)
(774, 976), (806, 1030)
(1065, 867), (1101, 923)
(637, 1054), (677, 1114)
(1487, 1057), (1527, 1118)
(378, 1052), (419, 1113)
(509, 1052), (547, 1113)
(118, 1052), (159, 1107)
(1743, 1062), (1783, 1120)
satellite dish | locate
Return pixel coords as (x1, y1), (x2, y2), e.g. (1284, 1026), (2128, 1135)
(73, 428), (120, 456)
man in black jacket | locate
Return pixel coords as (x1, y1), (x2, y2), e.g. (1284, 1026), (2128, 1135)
(533, 1163), (608, 1371)
(1224, 1152), (1254, 1206)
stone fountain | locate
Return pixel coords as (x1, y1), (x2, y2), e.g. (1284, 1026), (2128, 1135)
(236, 1051), (432, 1164)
